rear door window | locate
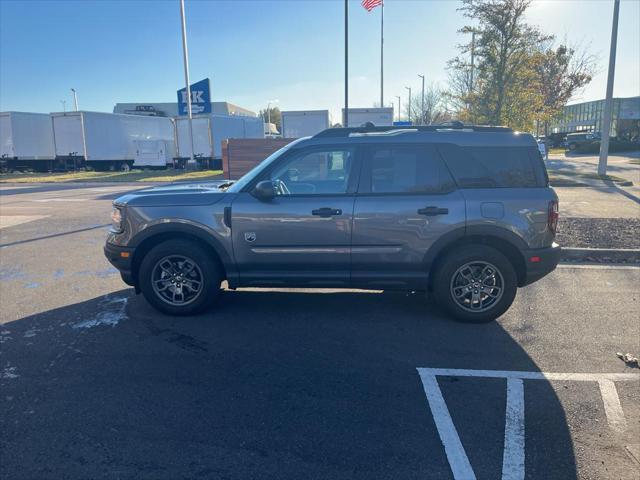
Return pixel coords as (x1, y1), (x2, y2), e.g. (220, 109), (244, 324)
(438, 144), (543, 188)
(362, 144), (455, 194)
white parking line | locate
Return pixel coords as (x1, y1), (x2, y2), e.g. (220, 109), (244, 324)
(502, 378), (525, 480)
(598, 379), (627, 433)
(419, 373), (476, 479)
(417, 367), (640, 480)
(0, 215), (49, 229)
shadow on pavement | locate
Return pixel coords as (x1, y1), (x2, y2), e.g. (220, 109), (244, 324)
(0, 289), (577, 480)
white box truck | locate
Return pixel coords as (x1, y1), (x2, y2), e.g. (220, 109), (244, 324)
(175, 114), (263, 169)
(342, 108), (394, 127)
(51, 111), (176, 170)
(0, 112), (56, 171)
(281, 110), (330, 138)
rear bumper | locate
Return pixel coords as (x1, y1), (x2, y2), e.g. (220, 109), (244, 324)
(520, 242), (561, 286)
(104, 242), (135, 286)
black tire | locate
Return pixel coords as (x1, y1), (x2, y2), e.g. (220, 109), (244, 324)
(138, 239), (222, 316)
(433, 245), (517, 323)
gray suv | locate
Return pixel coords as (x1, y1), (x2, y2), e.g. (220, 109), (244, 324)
(105, 125), (560, 323)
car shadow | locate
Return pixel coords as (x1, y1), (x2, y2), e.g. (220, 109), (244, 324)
(0, 288), (577, 480)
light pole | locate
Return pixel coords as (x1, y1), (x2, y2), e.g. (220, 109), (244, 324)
(60, 100), (66, 113)
(598, 0), (621, 176)
(418, 74), (425, 125)
(70, 88), (78, 111)
(344, 0), (349, 128)
(266, 99), (279, 135)
(396, 95), (401, 122)
(179, 0), (196, 171)
(405, 86), (412, 123)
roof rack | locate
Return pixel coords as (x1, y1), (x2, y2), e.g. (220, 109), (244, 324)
(314, 122), (512, 138)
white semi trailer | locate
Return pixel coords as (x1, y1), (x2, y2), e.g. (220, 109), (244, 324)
(342, 108), (394, 127)
(51, 111), (175, 170)
(175, 114), (263, 169)
(0, 112), (56, 171)
(281, 110), (330, 138)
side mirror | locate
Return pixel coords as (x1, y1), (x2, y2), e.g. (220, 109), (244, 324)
(252, 180), (276, 201)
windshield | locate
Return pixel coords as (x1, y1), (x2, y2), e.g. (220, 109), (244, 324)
(226, 138), (307, 193)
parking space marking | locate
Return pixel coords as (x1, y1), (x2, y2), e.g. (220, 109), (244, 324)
(502, 378), (525, 480)
(417, 368), (640, 480)
(419, 373), (476, 480)
(0, 215), (49, 229)
(598, 379), (627, 433)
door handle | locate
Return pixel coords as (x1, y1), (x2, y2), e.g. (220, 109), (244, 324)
(312, 207), (342, 217)
(418, 206), (449, 216)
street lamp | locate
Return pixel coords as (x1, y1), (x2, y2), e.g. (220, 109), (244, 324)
(267, 99), (279, 135)
(70, 88), (78, 111)
(405, 86), (412, 123)
(418, 74), (425, 125)
(60, 100), (66, 113)
(396, 95), (401, 122)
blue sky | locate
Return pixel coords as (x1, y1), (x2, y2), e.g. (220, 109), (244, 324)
(1, 0), (639, 122)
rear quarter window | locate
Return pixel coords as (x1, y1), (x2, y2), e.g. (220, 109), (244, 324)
(438, 144), (545, 188)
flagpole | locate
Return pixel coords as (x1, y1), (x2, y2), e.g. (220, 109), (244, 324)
(344, 0), (349, 127)
(380, 0), (384, 108)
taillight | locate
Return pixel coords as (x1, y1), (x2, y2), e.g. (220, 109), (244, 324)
(548, 200), (559, 233)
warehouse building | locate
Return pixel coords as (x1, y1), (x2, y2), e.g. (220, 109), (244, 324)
(549, 96), (639, 140)
(113, 102), (256, 118)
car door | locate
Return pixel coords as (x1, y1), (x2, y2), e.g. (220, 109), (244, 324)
(231, 145), (359, 287)
(351, 143), (466, 290)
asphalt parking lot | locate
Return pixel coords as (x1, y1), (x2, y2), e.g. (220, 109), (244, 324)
(1, 183), (639, 480)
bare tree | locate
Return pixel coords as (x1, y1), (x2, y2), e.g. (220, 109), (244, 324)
(406, 84), (451, 125)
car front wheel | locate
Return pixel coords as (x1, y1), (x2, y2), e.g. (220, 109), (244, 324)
(434, 245), (517, 323)
(138, 239), (222, 315)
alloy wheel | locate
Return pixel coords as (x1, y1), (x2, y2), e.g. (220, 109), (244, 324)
(449, 261), (504, 313)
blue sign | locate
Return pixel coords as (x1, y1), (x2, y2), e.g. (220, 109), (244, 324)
(177, 78), (211, 115)
(393, 121), (413, 126)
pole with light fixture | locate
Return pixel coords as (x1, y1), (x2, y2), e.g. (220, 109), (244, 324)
(71, 89), (78, 111)
(418, 74), (425, 125)
(405, 86), (412, 123)
(179, 0), (196, 171)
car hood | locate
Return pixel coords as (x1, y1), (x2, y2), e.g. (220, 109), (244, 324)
(114, 180), (234, 207)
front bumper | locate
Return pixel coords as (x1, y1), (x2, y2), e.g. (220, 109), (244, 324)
(104, 242), (135, 286)
(521, 242), (561, 286)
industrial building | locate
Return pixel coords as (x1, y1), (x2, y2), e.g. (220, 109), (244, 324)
(113, 102), (256, 118)
(549, 96), (639, 140)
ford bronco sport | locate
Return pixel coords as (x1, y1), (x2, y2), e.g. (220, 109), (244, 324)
(105, 124), (560, 323)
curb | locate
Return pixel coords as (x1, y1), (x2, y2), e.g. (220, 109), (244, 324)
(560, 247), (640, 264)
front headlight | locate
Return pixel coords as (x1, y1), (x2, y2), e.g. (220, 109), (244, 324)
(110, 206), (123, 232)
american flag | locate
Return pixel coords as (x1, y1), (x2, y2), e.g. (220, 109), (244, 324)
(361, 0), (383, 12)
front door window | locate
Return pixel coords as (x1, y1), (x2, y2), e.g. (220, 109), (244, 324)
(270, 148), (354, 195)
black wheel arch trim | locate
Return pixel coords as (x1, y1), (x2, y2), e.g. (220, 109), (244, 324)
(423, 224), (528, 270)
(128, 222), (237, 285)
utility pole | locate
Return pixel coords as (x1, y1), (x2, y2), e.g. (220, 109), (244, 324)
(179, 0), (196, 170)
(470, 31), (476, 93)
(598, 0), (620, 176)
(344, 0), (349, 128)
(405, 86), (412, 123)
(396, 95), (401, 122)
(379, 0), (384, 109)
(70, 88), (78, 111)
(418, 74), (425, 125)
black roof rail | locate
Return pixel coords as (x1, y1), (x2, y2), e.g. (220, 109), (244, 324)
(314, 123), (512, 138)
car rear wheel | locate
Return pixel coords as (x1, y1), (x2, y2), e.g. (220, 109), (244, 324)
(139, 239), (222, 315)
(433, 245), (517, 323)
